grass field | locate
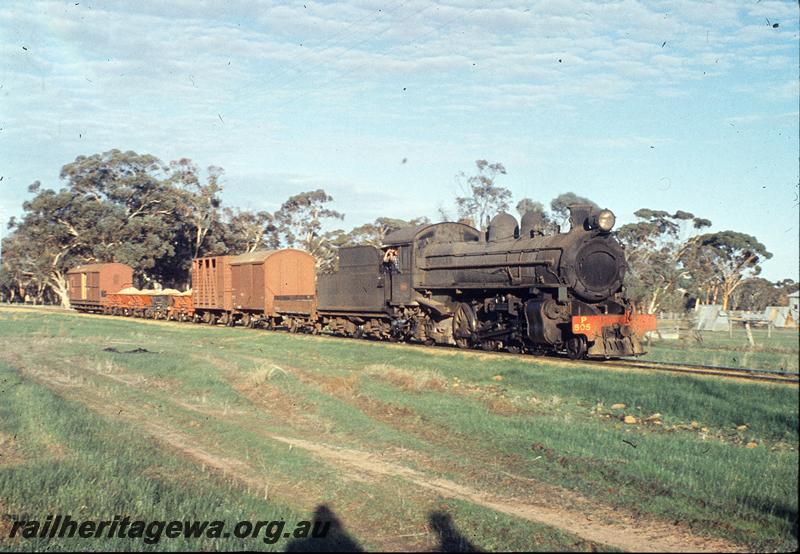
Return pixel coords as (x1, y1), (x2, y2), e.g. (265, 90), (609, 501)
(0, 306), (797, 552)
(641, 326), (799, 372)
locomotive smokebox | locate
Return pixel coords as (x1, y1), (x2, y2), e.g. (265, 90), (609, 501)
(560, 234), (625, 302)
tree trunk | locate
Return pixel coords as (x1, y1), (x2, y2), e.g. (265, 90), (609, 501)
(647, 287), (661, 314)
(721, 281), (734, 311)
(50, 271), (71, 308)
(35, 283), (46, 305)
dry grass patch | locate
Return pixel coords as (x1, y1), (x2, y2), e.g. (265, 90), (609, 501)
(0, 432), (24, 467)
(485, 396), (527, 416)
(364, 364), (448, 393)
(307, 372), (361, 397)
(233, 377), (317, 423)
(243, 363), (293, 387)
(357, 396), (417, 420)
(43, 440), (70, 461)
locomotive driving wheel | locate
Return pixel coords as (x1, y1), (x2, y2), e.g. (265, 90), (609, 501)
(453, 302), (477, 349)
(566, 335), (588, 360)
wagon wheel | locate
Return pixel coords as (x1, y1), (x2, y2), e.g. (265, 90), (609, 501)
(566, 335), (588, 360)
(453, 303), (477, 349)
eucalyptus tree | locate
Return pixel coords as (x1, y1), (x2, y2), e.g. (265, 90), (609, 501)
(455, 160), (512, 230)
(616, 209), (711, 313)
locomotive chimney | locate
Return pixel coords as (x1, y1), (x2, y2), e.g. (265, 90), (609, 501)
(567, 204), (593, 231)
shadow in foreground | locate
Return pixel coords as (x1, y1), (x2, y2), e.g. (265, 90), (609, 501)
(285, 504), (363, 552)
(428, 511), (482, 553)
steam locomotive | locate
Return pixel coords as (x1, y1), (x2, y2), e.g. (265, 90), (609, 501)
(318, 205), (654, 358)
(67, 206), (655, 359)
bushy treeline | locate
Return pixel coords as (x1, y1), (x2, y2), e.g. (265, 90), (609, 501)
(0, 150), (425, 306)
(1, 152), (795, 312)
(442, 161), (794, 313)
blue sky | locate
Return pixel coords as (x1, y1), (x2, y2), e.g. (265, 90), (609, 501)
(1, 0), (798, 280)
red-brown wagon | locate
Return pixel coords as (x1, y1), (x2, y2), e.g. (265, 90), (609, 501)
(67, 263), (133, 312)
(230, 249), (316, 330)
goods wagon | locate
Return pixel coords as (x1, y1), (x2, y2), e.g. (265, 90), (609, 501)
(103, 288), (193, 320)
(229, 249), (316, 329)
(67, 263), (133, 312)
(158, 291), (194, 321)
(104, 287), (152, 317)
(191, 255), (233, 323)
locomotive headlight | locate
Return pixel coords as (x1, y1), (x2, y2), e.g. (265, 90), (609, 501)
(596, 210), (616, 231)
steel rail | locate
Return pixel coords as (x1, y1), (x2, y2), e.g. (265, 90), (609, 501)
(608, 359), (799, 384)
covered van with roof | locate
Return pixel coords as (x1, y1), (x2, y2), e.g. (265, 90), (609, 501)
(67, 262), (134, 311)
(230, 249), (316, 318)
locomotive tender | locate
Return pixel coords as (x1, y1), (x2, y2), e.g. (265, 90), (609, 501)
(67, 206), (655, 359)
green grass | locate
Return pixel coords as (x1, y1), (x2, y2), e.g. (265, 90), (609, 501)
(1, 307), (797, 551)
(642, 327), (799, 372)
(0, 360), (308, 551)
(0, 308), (603, 552)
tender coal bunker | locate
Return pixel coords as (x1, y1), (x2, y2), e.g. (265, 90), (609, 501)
(578, 248), (618, 290)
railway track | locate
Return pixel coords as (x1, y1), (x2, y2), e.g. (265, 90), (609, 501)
(610, 359), (800, 384)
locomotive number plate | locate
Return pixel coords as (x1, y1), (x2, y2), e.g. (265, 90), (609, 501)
(573, 316), (592, 333)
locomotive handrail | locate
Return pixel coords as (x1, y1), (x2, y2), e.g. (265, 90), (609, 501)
(422, 259), (555, 270)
